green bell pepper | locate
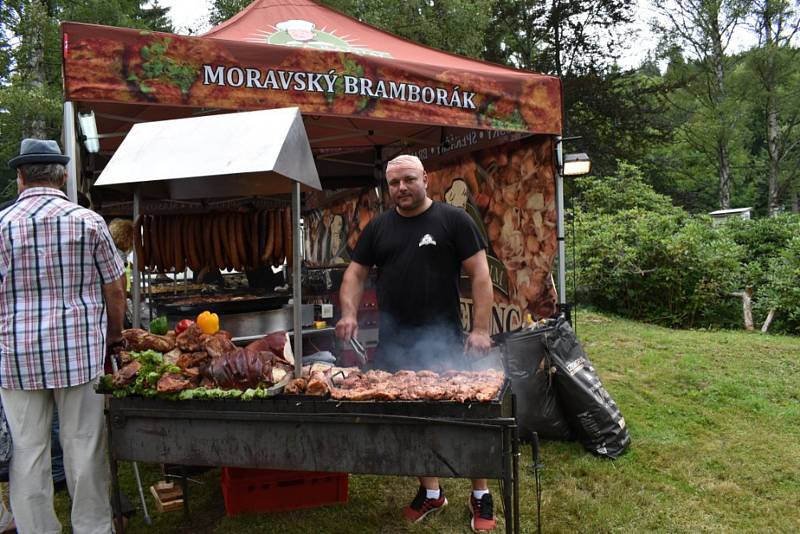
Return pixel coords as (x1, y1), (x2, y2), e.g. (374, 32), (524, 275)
(150, 315), (169, 335)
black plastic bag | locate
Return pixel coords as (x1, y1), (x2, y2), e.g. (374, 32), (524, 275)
(501, 326), (574, 441)
(545, 317), (631, 459)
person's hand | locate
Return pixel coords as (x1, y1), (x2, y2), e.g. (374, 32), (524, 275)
(106, 335), (125, 357)
(335, 315), (359, 341)
(464, 330), (492, 357)
(106, 334), (124, 350)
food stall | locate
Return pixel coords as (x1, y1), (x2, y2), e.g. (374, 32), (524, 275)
(61, 1), (562, 531)
(94, 105), (525, 532)
(60, 0), (565, 340)
(94, 105), (320, 377)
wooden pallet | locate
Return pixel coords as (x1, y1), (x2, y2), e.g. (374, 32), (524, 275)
(150, 481), (184, 513)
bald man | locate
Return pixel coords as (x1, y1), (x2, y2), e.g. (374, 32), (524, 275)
(335, 155), (496, 532)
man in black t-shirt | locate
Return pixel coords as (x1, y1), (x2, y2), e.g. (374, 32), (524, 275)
(336, 155), (497, 532)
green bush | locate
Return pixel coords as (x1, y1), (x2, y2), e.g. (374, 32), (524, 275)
(572, 162), (800, 333)
(574, 161), (682, 216)
(716, 215), (800, 332)
(575, 208), (743, 328)
(760, 235), (800, 333)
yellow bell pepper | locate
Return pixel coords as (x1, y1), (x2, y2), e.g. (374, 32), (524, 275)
(196, 311), (220, 335)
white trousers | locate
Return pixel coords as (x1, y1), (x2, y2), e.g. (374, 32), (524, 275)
(0, 379), (111, 534)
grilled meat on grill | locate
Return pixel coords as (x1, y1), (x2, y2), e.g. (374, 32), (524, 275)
(156, 373), (193, 393)
(284, 377), (307, 394)
(148, 333), (177, 352)
(181, 367), (202, 385)
(117, 351), (134, 364)
(271, 362), (291, 383)
(327, 369), (504, 402)
(122, 328), (147, 347)
(365, 370), (393, 384)
(111, 329), (296, 395)
(110, 330), (507, 401)
(204, 349), (275, 390)
(176, 323), (204, 352)
(305, 371), (330, 396)
(122, 328), (176, 353)
(176, 351), (210, 370)
(202, 332), (237, 358)
(112, 361), (141, 387)
(163, 348), (182, 365)
(244, 331), (286, 358)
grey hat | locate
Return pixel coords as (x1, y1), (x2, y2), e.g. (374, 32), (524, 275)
(8, 138), (70, 169)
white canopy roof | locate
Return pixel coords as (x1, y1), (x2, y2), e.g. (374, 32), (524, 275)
(94, 107), (321, 199)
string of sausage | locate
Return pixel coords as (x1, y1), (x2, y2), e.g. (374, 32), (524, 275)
(138, 209), (298, 273)
(272, 208), (283, 266)
(132, 215), (145, 272)
(283, 208), (293, 267)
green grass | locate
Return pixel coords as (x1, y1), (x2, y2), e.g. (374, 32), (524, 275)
(47, 311), (800, 532)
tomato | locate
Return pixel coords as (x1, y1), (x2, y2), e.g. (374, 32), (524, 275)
(174, 319), (195, 335)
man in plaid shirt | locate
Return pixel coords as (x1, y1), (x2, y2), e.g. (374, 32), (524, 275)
(0, 139), (126, 533)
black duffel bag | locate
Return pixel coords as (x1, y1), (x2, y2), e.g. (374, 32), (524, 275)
(545, 317), (631, 459)
(500, 325), (574, 441)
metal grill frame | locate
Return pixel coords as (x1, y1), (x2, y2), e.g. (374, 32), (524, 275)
(106, 390), (522, 533)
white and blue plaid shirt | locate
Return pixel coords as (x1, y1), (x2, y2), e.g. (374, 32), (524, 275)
(0, 187), (124, 390)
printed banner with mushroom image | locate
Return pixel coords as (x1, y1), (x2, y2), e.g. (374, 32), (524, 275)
(304, 137), (558, 333)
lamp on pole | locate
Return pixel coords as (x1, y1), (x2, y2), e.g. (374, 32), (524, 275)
(563, 153), (592, 177)
(555, 139), (592, 322)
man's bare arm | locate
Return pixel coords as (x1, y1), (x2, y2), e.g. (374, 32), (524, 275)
(102, 276), (126, 346)
(462, 250), (493, 354)
(335, 261), (370, 341)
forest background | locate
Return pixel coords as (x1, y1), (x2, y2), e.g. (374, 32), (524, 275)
(1, 0), (798, 333)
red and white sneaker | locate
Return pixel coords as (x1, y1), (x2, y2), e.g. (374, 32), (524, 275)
(469, 493), (497, 532)
(402, 485), (447, 523)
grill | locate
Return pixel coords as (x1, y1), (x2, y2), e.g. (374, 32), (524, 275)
(150, 292), (314, 339)
(106, 381), (523, 533)
(153, 292), (290, 316)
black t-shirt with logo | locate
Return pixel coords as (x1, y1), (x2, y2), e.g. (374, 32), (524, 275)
(351, 201), (486, 370)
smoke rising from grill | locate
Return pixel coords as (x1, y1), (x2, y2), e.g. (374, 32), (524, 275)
(375, 321), (501, 373)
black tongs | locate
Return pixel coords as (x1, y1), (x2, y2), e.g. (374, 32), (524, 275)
(349, 337), (368, 368)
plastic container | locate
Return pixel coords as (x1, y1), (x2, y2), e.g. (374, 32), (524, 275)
(220, 468), (348, 516)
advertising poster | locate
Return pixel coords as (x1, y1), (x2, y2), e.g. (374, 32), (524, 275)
(305, 137), (557, 334)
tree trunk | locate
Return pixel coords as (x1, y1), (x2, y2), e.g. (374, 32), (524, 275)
(766, 93), (780, 215)
(763, 15), (781, 216)
(24, 0), (48, 138)
(742, 287), (753, 331)
(761, 308), (775, 333)
(550, 0), (563, 79)
(730, 288), (753, 331)
(718, 142), (732, 210)
(711, 28), (731, 210)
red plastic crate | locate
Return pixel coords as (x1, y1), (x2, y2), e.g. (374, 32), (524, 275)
(220, 468), (348, 516)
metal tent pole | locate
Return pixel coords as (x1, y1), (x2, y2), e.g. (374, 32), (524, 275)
(107, 320), (150, 525)
(132, 187), (141, 327)
(63, 102), (79, 203)
(292, 182), (303, 378)
(555, 138), (567, 312)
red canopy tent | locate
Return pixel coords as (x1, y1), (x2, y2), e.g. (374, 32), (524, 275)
(60, 0), (565, 326)
(61, 0), (561, 168)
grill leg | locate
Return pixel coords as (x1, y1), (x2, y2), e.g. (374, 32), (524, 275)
(107, 409), (125, 533)
(512, 424), (520, 534)
(503, 425), (514, 534)
(181, 467), (190, 525)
